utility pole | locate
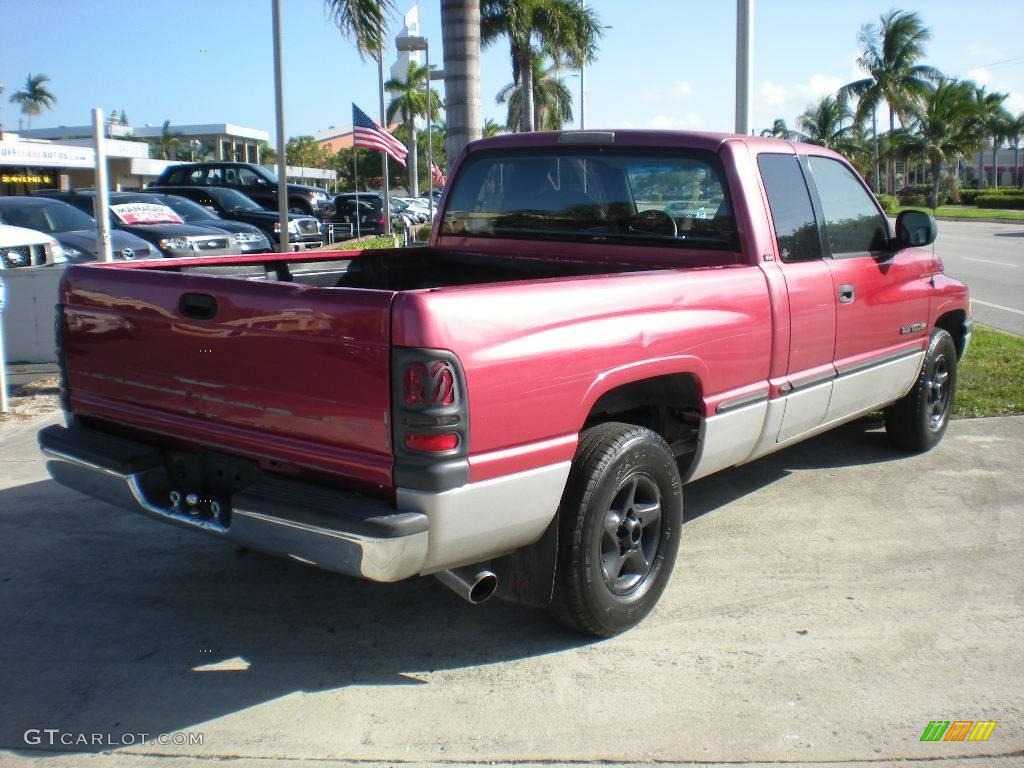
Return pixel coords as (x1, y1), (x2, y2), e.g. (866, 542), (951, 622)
(272, 0), (290, 252)
(734, 0), (753, 135)
(91, 108), (113, 262)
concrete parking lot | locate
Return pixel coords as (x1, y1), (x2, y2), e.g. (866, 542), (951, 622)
(1, 412), (1022, 768)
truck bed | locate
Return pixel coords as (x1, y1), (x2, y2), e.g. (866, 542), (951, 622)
(57, 247), (674, 493)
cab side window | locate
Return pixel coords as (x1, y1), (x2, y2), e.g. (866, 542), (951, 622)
(807, 156), (888, 255)
(757, 153), (821, 262)
(238, 168), (265, 187)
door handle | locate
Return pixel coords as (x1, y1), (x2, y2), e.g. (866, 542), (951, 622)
(838, 284), (855, 304)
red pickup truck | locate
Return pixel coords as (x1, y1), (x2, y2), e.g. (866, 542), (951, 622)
(39, 131), (970, 637)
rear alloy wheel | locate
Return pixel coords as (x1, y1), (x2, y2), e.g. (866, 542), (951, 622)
(885, 328), (958, 451)
(550, 423), (682, 637)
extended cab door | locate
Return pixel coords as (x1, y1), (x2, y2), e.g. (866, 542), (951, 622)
(802, 154), (931, 421)
(756, 153), (837, 443)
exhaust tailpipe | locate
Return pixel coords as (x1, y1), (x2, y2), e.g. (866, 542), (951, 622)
(435, 567), (498, 605)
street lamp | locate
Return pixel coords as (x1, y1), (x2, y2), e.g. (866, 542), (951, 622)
(395, 34), (436, 225)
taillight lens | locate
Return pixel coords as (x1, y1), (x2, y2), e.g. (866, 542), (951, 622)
(404, 433), (459, 452)
(403, 361), (455, 406)
(392, 349), (467, 459)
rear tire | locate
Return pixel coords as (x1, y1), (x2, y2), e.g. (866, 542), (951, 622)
(884, 328), (957, 452)
(549, 423), (682, 637)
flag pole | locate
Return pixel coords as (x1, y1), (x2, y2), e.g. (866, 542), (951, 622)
(354, 149), (361, 240)
(377, 6), (392, 237)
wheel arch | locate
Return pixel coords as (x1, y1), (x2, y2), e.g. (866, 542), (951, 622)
(935, 307), (968, 358)
(580, 365), (706, 478)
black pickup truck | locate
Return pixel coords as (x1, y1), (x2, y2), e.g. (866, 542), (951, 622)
(153, 162), (334, 219)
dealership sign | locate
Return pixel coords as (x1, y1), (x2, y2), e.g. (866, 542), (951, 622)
(0, 141), (94, 169)
(110, 203), (184, 225)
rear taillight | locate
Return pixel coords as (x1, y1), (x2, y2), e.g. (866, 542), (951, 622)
(392, 348), (468, 461)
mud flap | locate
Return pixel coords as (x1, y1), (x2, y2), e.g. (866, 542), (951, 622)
(491, 513), (559, 609)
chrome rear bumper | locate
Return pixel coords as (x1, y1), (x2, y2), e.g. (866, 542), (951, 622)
(39, 425), (428, 582)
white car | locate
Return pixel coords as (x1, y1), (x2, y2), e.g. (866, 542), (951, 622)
(0, 224), (65, 269)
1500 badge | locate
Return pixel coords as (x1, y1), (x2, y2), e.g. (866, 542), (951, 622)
(900, 321), (926, 335)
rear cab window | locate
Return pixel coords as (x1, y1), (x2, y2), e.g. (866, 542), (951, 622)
(441, 148), (738, 251)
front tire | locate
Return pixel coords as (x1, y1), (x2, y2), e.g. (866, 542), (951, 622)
(885, 328), (958, 451)
(550, 423), (682, 637)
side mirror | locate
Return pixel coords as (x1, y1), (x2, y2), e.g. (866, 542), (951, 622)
(895, 209), (937, 248)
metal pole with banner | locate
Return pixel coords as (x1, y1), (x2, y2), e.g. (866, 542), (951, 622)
(0, 277), (8, 413)
(92, 108), (114, 262)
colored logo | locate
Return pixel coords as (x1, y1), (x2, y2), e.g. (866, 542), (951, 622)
(920, 721), (997, 742)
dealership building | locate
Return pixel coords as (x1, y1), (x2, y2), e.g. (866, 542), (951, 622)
(0, 121), (335, 196)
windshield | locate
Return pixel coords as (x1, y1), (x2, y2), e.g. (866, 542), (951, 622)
(212, 188), (263, 212)
(441, 149), (738, 249)
(260, 167), (278, 183)
(0, 200), (96, 233)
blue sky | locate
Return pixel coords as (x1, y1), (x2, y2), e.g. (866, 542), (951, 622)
(2, 0), (1022, 141)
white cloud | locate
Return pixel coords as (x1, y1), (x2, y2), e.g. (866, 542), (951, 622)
(671, 81), (693, 97)
(760, 80), (788, 107)
(649, 113), (704, 130)
(1006, 92), (1024, 114)
(797, 74), (843, 100)
(967, 66), (992, 86)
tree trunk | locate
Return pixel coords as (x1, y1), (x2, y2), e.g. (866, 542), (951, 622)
(888, 107), (896, 194)
(1015, 141), (1020, 187)
(441, 0), (482, 166)
(992, 136), (999, 189)
(407, 115), (419, 197)
(930, 158), (941, 209)
(871, 107), (880, 193)
(978, 145), (984, 187)
(519, 48), (535, 133)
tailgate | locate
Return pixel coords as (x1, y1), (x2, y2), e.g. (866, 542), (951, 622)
(60, 264), (396, 487)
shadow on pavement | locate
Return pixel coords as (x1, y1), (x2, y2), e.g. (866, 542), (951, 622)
(993, 230), (1024, 238)
(684, 417), (898, 522)
(0, 476), (591, 755)
(0, 417), (904, 755)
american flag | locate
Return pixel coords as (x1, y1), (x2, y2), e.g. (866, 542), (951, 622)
(352, 104), (407, 167)
(431, 161), (446, 186)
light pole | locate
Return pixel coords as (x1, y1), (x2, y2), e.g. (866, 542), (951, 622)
(396, 35), (434, 224)
(735, 0), (754, 135)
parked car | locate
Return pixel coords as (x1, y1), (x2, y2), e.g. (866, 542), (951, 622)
(153, 162), (334, 219)
(332, 192), (414, 235)
(0, 223), (64, 268)
(663, 199), (710, 220)
(146, 186), (322, 249)
(33, 191), (237, 259)
(38, 130), (970, 638)
(394, 197), (427, 223)
(0, 196), (154, 263)
(113, 192), (271, 254)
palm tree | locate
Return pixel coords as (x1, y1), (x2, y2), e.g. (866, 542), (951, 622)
(796, 96), (860, 157)
(155, 120), (182, 160)
(482, 0), (602, 132)
(483, 118), (505, 138)
(899, 79), (982, 208)
(8, 73), (56, 138)
(973, 89), (1011, 188)
(496, 55), (573, 131)
(760, 119), (793, 139)
(386, 61), (442, 196)
(840, 10), (940, 194)
(323, 0), (394, 59)
(1008, 112), (1024, 188)
(441, 0), (483, 163)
